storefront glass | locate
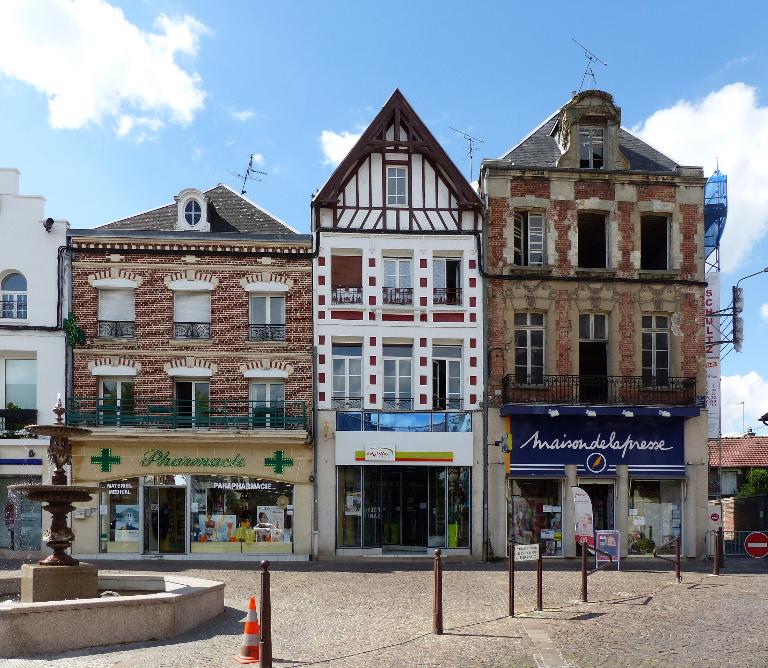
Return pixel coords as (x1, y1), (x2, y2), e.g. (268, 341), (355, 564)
(338, 466), (362, 547)
(628, 479), (683, 554)
(447, 467), (470, 548)
(508, 479), (563, 557)
(99, 478), (140, 554)
(1, 476), (42, 550)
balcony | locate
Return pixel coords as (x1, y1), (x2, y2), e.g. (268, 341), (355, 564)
(382, 287), (413, 305)
(382, 396), (413, 410)
(98, 320), (135, 339)
(433, 397), (463, 410)
(331, 287), (363, 305)
(249, 323), (286, 342)
(502, 375), (697, 406)
(433, 288), (462, 306)
(332, 396), (363, 410)
(66, 398), (307, 430)
(173, 322), (211, 340)
(0, 408), (37, 432)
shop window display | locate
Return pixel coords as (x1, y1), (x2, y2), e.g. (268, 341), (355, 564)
(1, 476), (42, 550)
(99, 478), (140, 553)
(508, 479), (563, 557)
(628, 479), (682, 555)
(447, 467), (470, 548)
(337, 466), (362, 547)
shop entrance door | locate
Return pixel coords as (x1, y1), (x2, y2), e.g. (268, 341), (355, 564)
(380, 467), (428, 551)
(143, 486), (186, 554)
(580, 483), (615, 532)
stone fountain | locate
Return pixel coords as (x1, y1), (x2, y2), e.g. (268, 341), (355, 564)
(9, 398), (101, 602)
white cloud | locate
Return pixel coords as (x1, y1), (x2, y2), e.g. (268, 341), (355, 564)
(721, 371), (768, 435)
(230, 109), (255, 122)
(633, 83), (768, 272)
(320, 129), (361, 166)
(761, 303), (768, 321)
(0, 0), (208, 139)
(251, 153), (265, 166)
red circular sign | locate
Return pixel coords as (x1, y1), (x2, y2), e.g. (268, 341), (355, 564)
(744, 532), (768, 558)
(710, 513), (720, 522)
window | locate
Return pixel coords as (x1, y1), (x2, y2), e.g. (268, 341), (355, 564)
(383, 257), (412, 305)
(98, 289), (135, 338)
(249, 295), (285, 341)
(579, 313), (608, 401)
(577, 213), (607, 268)
(386, 166), (407, 206)
(5, 359), (36, 409)
(173, 292), (211, 339)
(579, 313), (607, 341)
(1, 273), (27, 319)
(250, 381), (286, 428)
(579, 126), (604, 169)
(332, 343), (362, 408)
(514, 313), (545, 384)
(720, 471), (738, 496)
(628, 480), (682, 554)
(642, 315), (670, 385)
(383, 344), (412, 409)
(641, 216), (669, 270)
(175, 381), (210, 426)
(99, 379), (135, 425)
(433, 258), (462, 305)
(184, 199), (202, 226)
(432, 345), (462, 409)
(331, 254), (363, 304)
(513, 213), (545, 267)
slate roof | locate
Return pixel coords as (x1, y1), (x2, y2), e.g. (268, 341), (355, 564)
(709, 436), (768, 467)
(502, 112), (679, 172)
(100, 184), (297, 236)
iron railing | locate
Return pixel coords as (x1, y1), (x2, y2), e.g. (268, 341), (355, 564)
(383, 396), (413, 410)
(706, 530), (768, 558)
(382, 287), (413, 305)
(433, 397), (463, 410)
(173, 322), (211, 339)
(332, 396), (363, 409)
(66, 398), (307, 430)
(432, 288), (462, 306)
(98, 320), (135, 339)
(0, 408), (37, 432)
(502, 374), (697, 406)
(331, 287), (363, 305)
(248, 324), (286, 342)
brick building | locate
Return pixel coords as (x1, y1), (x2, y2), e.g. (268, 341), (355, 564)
(66, 184), (314, 560)
(481, 90), (709, 558)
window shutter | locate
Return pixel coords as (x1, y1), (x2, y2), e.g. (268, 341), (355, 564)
(174, 292), (210, 323)
(99, 289), (135, 321)
(331, 256), (363, 288)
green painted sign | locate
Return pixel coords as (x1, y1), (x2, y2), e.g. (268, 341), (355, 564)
(91, 448), (121, 472)
(265, 450), (294, 474)
(139, 449), (246, 468)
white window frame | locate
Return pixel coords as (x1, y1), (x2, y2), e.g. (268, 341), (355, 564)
(513, 212), (545, 267)
(184, 199), (202, 226)
(382, 345), (413, 409)
(1, 273), (27, 320)
(513, 313), (545, 384)
(98, 378), (135, 425)
(642, 314), (670, 385)
(579, 313), (608, 341)
(386, 166), (408, 207)
(383, 258), (412, 289)
(249, 295), (285, 325)
(432, 257), (462, 305)
(579, 126), (605, 169)
(432, 345), (462, 410)
(332, 344), (363, 408)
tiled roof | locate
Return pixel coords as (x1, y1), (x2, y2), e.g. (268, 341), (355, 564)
(100, 184), (297, 236)
(502, 113), (679, 172)
(708, 436), (768, 467)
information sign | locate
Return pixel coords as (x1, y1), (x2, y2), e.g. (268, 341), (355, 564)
(595, 530), (621, 571)
(514, 543), (540, 562)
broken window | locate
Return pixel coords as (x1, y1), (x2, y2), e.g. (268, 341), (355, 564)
(577, 213), (607, 268)
(513, 212), (545, 267)
(331, 254), (363, 304)
(579, 127), (604, 169)
(640, 216), (669, 270)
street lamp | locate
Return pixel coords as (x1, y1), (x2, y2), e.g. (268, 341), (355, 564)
(731, 266), (768, 352)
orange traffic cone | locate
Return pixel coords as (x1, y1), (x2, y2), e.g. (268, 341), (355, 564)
(235, 596), (261, 664)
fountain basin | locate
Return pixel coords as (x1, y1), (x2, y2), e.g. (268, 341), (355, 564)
(0, 573), (224, 657)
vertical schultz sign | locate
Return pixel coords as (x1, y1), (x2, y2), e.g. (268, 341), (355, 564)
(704, 274), (721, 439)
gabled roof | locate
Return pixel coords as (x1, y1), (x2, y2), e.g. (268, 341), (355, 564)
(709, 435), (768, 467)
(99, 184), (298, 235)
(501, 111), (679, 173)
(314, 89), (482, 210)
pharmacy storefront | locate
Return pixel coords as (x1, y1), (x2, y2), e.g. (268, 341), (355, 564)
(69, 436), (312, 560)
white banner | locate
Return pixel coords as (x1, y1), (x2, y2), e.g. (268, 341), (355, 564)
(704, 274), (721, 439)
(572, 486), (594, 546)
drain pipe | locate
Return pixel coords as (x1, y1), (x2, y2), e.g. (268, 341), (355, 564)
(480, 183), (490, 562)
(312, 343), (319, 559)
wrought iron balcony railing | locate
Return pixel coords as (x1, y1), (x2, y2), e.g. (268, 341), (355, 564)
(98, 320), (135, 339)
(382, 287), (413, 305)
(502, 374), (697, 406)
(173, 322), (211, 339)
(383, 396), (413, 410)
(332, 396), (363, 410)
(66, 398), (307, 430)
(0, 408), (37, 432)
(331, 287), (363, 305)
(249, 323), (286, 342)
(432, 397), (463, 410)
(433, 288), (463, 306)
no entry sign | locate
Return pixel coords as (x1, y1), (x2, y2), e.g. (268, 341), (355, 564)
(744, 532), (768, 558)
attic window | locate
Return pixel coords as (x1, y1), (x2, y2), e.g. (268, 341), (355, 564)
(387, 167), (407, 206)
(579, 127), (604, 169)
(184, 199), (202, 226)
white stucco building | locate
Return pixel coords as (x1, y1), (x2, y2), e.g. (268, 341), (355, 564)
(0, 168), (68, 554)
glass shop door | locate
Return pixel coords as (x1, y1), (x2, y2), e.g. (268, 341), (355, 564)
(143, 486), (186, 554)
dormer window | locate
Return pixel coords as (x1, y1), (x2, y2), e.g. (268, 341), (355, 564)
(579, 127), (604, 169)
(184, 199), (202, 226)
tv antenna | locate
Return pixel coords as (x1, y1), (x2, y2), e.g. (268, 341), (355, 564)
(232, 154), (267, 195)
(572, 38), (608, 92)
(450, 127), (485, 183)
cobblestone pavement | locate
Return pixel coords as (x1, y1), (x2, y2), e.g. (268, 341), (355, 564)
(1, 557), (767, 668)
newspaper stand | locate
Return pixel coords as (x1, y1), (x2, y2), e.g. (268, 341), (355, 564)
(508, 543), (543, 616)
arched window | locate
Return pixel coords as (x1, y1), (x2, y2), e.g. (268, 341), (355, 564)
(184, 199), (202, 226)
(1, 272), (27, 319)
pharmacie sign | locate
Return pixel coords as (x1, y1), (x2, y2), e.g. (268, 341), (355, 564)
(139, 449), (246, 468)
(509, 417), (683, 469)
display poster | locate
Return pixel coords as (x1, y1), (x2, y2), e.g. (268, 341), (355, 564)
(345, 492), (362, 516)
(197, 514), (237, 542)
(256, 505), (286, 541)
(596, 530), (621, 570)
(572, 486), (594, 546)
(114, 504), (140, 542)
(704, 274), (721, 439)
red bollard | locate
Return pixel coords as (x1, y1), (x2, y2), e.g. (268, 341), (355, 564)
(433, 548), (443, 635)
(259, 560), (272, 668)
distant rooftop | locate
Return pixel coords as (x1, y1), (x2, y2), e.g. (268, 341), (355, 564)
(709, 435), (768, 467)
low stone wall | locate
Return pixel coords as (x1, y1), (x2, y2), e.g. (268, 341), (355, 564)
(0, 574), (224, 657)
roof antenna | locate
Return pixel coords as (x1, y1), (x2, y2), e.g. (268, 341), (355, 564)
(449, 127), (485, 183)
(231, 154), (267, 195)
(572, 38), (608, 93)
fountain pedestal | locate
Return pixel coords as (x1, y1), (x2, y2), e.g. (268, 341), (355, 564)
(21, 563), (98, 603)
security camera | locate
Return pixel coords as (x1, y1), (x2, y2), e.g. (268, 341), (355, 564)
(43, 218), (54, 232)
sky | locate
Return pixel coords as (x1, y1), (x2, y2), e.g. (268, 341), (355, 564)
(0, 0), (767, 436)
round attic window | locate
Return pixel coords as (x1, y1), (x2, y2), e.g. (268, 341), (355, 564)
(184, 199), (202, 226)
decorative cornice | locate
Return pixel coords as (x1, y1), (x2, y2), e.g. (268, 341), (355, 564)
(88, 268), (143, 288)
(164, 270), (218, 290)
(240, 358), (294, 378)
(240, 272), (294, 292)
(164, 357), (218, 377)
(88, 356), (142, 376)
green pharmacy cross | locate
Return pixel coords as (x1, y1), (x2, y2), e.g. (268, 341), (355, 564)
(91, 448), (121, 473)
(264, 450), (294, 474)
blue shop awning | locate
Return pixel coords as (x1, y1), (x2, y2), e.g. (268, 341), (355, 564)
(628, 465), (687, 478)
(509, 464), (566, 477)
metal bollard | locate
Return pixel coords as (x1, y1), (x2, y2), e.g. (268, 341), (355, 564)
(535, 551), (543, 611)
(508, 543), (515, 617)
(712, 530), (721, 576)
(675, 536), (681, 583)
(433, 548), (443, 635)
(581, 541), (588, 602)
(259, 560), (272, 668)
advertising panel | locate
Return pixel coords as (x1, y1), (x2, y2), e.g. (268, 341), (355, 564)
(572, 486), (594, 546)
(704, 273), (721, 439)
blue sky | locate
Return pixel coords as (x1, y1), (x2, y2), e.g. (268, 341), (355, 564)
(0, 0), (767, 434)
